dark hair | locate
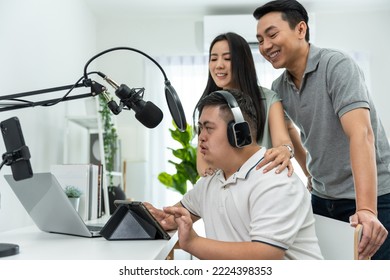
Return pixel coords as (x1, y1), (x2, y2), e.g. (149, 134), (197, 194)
(194, 32), (266, 141)
(197, 89), (258, 140)
(253, 0), (310, 42)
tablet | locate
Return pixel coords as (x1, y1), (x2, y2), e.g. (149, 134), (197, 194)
(99, 201), (171, 240)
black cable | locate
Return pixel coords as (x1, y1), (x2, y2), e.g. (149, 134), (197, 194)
(40, 75), (85, 107)
(83, 47), (168, 81)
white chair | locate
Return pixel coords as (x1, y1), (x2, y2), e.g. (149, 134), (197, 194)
(314, 214), (363, 260)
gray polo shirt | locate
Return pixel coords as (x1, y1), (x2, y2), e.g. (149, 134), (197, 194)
(272, 44), (390, 199)
(181, 148), (323, 260)
(259, 87), (280, 149)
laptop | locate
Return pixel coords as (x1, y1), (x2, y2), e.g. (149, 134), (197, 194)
(4, 172), (104, 237)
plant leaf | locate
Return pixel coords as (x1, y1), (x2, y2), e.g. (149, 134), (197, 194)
(157, 172), (173, 187)
(157, 123), (199, 195)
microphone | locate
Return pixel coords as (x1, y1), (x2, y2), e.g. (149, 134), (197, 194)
(116, 85), (163, 128)
(134, 100), (164, 129)
(103, 75), (163, 128)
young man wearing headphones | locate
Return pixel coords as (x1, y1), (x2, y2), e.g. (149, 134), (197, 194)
(145, 89), (322, 260)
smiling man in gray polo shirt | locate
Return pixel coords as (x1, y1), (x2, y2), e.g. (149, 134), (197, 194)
(254, 0), (389, 260)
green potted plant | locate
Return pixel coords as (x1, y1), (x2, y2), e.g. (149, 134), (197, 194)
(158, 123), (199, 195)
(64, 185), (83, 211)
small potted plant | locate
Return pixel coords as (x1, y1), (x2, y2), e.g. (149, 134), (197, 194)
(64, 185), (83, 211)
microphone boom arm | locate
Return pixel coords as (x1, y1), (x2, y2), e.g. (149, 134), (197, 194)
(0, 79), (104, 112)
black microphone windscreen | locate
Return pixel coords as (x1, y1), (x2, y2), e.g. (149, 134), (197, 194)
(165, 80), (187, 132)
(135, 101), (163, 128)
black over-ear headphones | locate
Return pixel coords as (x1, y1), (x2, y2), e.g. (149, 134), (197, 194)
(214, 90), (252, 148)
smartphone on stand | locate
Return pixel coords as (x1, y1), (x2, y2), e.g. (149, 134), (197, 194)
(1, 116), (33, 181)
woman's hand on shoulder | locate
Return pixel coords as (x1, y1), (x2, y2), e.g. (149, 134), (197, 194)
(256, 145), (294, 176)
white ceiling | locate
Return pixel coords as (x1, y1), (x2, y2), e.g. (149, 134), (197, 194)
(84, 0), (390, 19)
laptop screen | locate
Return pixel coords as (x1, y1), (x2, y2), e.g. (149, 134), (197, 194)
(4, 173), (99, 237)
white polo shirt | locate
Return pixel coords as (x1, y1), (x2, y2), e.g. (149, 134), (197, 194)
(181, 147), (323, 260)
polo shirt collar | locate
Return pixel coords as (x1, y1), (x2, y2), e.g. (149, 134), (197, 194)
(305, 44), (321, 74)
(284, 44), (321, 82)
(216, 147), (266, 186)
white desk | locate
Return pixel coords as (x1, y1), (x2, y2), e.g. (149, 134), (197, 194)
(0, 225), (178, 260)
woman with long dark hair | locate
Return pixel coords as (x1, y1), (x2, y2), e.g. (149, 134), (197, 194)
(196, 32), (296, 176)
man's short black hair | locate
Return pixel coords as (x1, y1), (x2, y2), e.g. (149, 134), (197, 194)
(253, 0), (310, 42)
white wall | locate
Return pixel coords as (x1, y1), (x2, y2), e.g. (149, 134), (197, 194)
(0, 0), (96, 232)
(315, 10), (390, 133)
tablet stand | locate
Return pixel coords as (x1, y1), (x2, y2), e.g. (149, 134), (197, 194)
(100, 204), (158, 240)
